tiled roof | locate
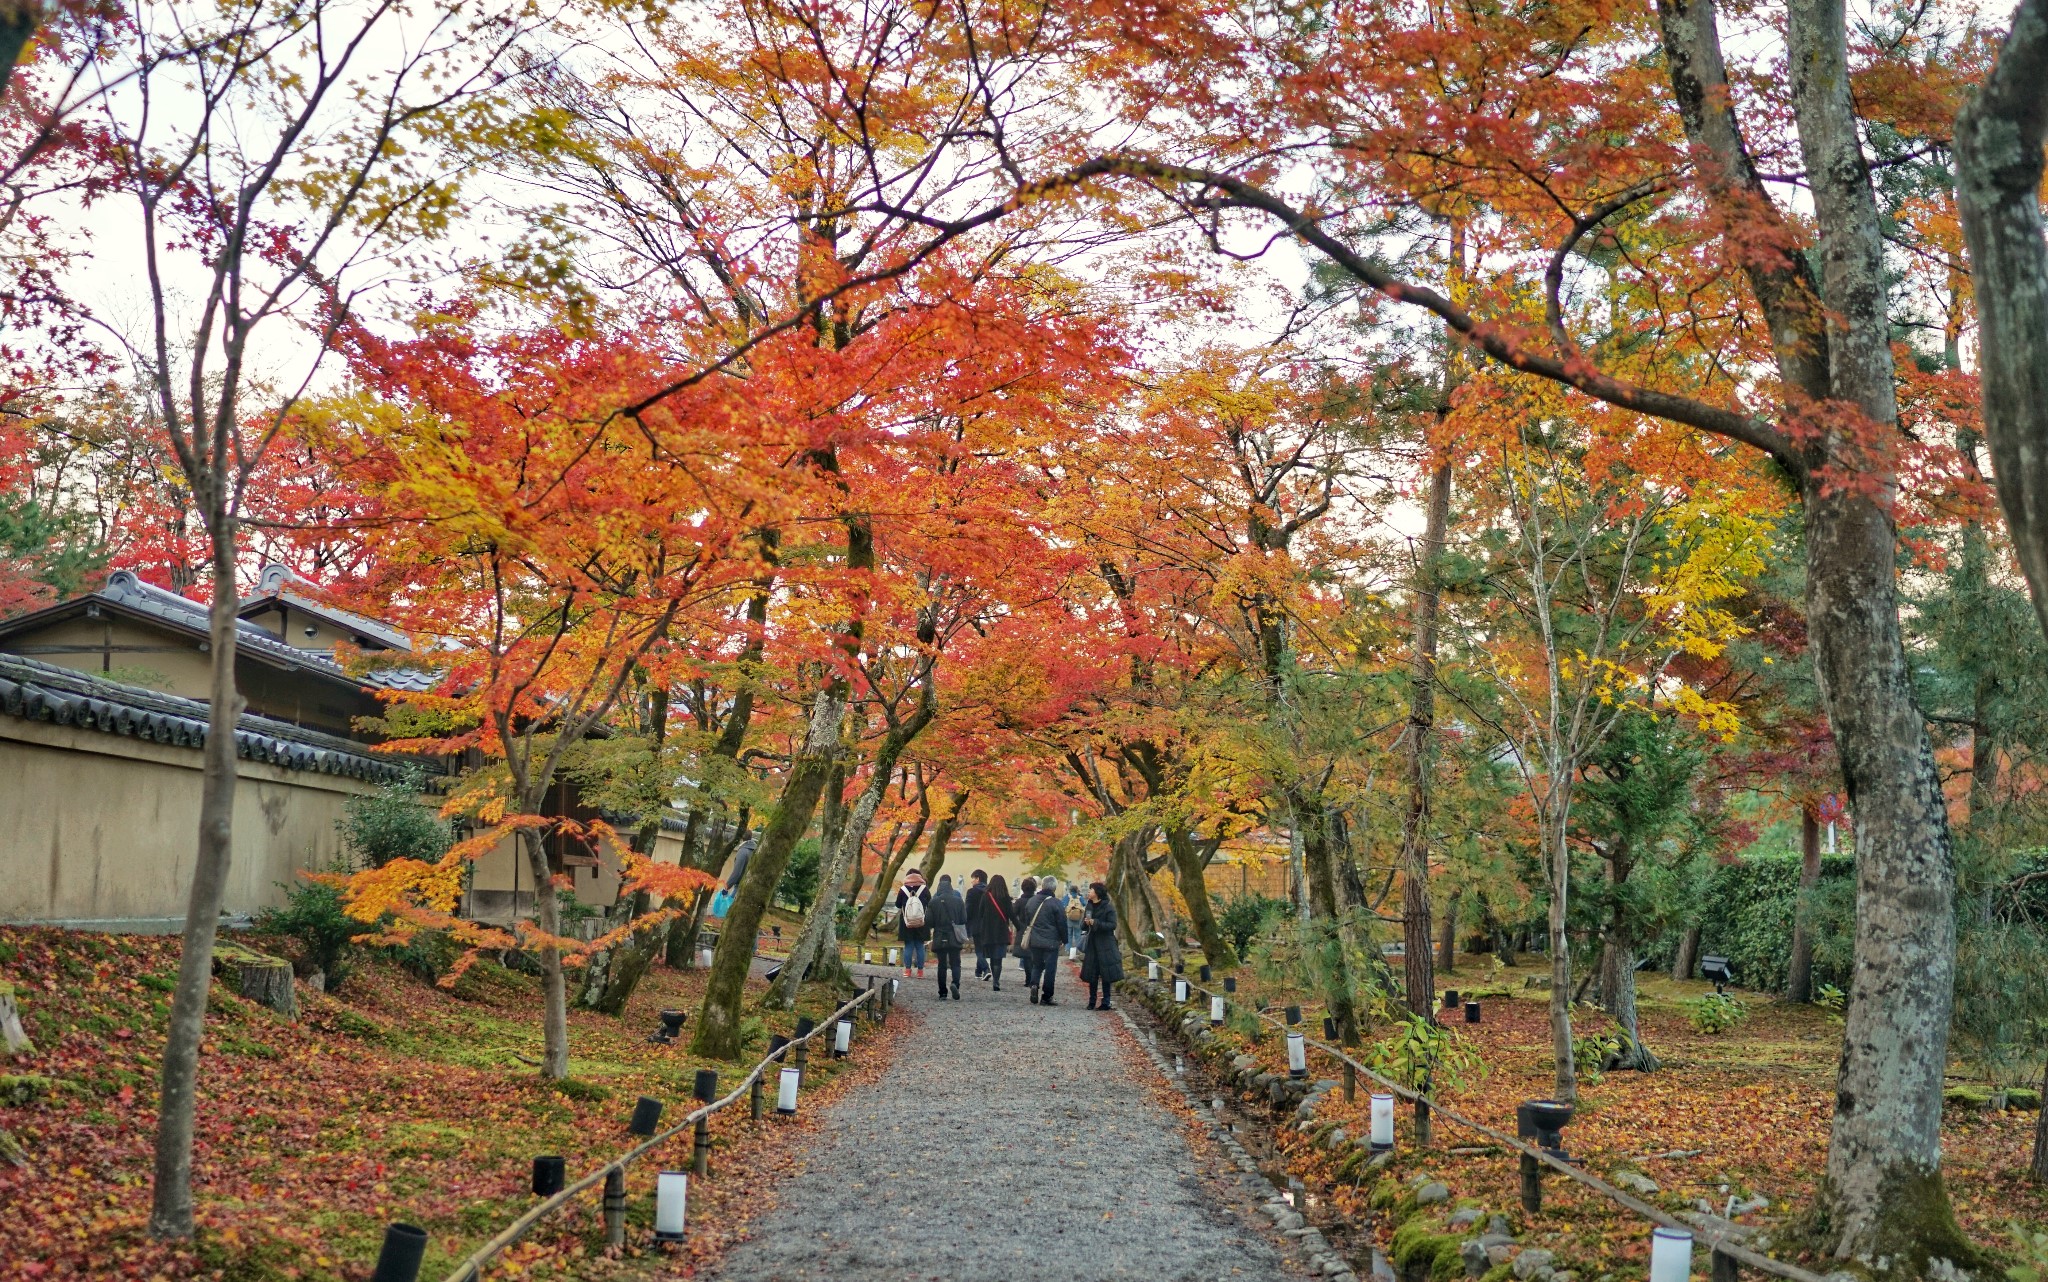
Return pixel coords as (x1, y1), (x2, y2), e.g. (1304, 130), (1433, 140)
(7, 570), (441, 694)
(243, 563), (414, 652)
(0, 653), (431, 783)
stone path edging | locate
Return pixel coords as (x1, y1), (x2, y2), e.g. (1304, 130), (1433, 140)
(1115, 1001), (1366, 1282)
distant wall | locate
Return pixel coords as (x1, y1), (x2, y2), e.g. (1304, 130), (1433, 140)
(0, 716), (382, 931)
(463, 826), (685, 925)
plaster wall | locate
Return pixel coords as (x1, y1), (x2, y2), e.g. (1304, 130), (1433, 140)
(0, 717), (382, 930)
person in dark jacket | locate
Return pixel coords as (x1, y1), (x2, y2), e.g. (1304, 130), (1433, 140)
(1021, 876), (1067, 1005)
(970, 874), (1014, 991)
(963, 870), (990, 979)
(895, 870), (932, 978)
(1014, 877), (1042, 993)
(927, 874), (967, 999)
(1081, 881), (1123, 1010)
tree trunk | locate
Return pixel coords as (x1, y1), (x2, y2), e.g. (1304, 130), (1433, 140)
(1670, 924), (1699, 982)
(519, 826), (571, 1079)
(1601, 849), (1657, 1071)
(668, 883), (713, 968)
(1788, 808), (1821, 1004)
(0, 5), (43, 96)
(1437, 889), (1458, 974)
(237, 958), (296, 1019)
(1544, 808), (1577, 1105)
(2031, 1057), (2048, 1183)
(1800, 484), (1966, 1265)
(1287, 822), (1310, 921)
(914, 788), (967, 883)
(1956, 0), (2048, 645)
(780, 700), (935, 1004)
(1783, 0), (1970, 1259)
(148, 544), (245, 1240)
(691, 688), (847, 1060)
(1164, 825), (1235, 967)
(774, 752), (856, 1006)
(1400, 458), (1452, 1018)
(1297, 795), (1361, 1045)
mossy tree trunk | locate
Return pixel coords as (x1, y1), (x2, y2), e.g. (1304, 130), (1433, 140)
(690, 687), (848, 1060)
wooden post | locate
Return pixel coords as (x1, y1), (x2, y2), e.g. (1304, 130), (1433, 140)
(750, 1075), (764, 1121)
(602, 1167), (626, 1248)
(1519, 1152), (1542, 1215)
(794, 1037), (809, 1083)
(1414, 1097), (1432, 1149)
(692, 1115), (712, 1178)
(1341, 1062), (1356, 1104)
(1710, 1248), (1740, 1282)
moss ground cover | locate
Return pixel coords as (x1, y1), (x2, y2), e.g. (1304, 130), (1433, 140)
(0, 914), (899, 1280)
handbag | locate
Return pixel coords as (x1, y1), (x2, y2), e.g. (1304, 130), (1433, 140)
(952, 922), (971, 946)
(1012, 899), (1048, 958)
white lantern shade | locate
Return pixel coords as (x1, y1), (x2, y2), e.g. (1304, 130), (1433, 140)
(1173, 977), (1189, 1002)
(834, 1019), (852, 1057)
(1286, 1031), (1307, 1079)
(887, 947), (899, 965)
(776, 1066), (800, 1115)
(1147, 960), (1160, 981)
(1370, 1093), (1395, 1150)
(1649, 1227), (1693, 1282)
(1209, 994), (1226, 1026)
(862, 950), (873, 963)
(697, 947), (713, 968)
(654, 1170), (688, 1241)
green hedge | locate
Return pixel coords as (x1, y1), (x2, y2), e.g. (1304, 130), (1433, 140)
(1691, 853), (1855, 995)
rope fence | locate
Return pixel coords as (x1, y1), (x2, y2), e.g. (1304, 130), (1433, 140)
(1131, 951), (1824, 1282)
(362, 972), (896, 1282)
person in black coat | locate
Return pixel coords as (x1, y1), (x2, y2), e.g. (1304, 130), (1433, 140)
(1021, 877), (1067, 1005)
(963, 870), (990, 979)
(1014, 877), (1042, 994)
(926, 874), (967, 999)
(1081, 881), (1124, 1011)
(970, 874), (1014, 991)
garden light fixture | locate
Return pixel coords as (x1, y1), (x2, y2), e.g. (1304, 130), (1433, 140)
(834, 1018), (852, 1058)
(1648, 1226), (1693, 1282)
(1286, 1031), (1307, 1079)
(629, 1095), (663, 1137)
(776, 1066), (800, 1115)
(531, 1155), (564, 1197)
(1369, 1093), (1395, 1151)
(654, 1171), (688, 1243)
(370, 1223), (427, 1282)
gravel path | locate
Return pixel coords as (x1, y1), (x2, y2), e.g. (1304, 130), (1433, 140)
(707, 956), (1293, 1282)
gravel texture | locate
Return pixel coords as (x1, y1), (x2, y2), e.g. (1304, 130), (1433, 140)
(707, 959), (1293, 1281)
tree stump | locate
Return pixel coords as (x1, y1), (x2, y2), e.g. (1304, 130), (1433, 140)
(0, 983), (33, 1059)
(238, 959), (296, 1020)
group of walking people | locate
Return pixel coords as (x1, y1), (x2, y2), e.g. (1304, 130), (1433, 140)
(889, 869), (1125, 1009)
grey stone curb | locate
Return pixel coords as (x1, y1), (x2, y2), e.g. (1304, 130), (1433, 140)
(1115, 1002), (1362, 1282)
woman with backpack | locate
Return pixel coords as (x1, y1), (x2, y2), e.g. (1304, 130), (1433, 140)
(971, 874), (1014, 991)
(1081, 881), (1123, 1011)
(895, 870), (932, 978)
